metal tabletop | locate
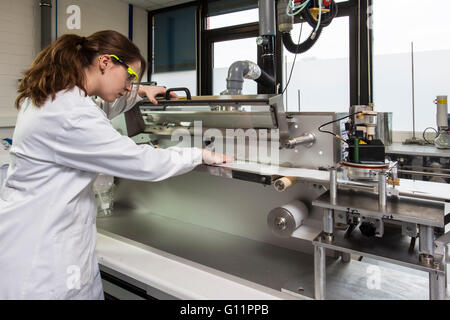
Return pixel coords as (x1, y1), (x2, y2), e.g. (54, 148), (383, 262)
(386, 143), (450, 158)
(312, 190), (446, 227)
(96, 207), (432, 299)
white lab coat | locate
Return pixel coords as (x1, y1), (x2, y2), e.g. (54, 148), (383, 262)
(0, 87), (202, 300)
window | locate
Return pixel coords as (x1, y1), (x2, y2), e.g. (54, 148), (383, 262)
(282, 17), (350, 112)
(213, 37), (258, 95)
(151, 71), (197, 98)
(207, 8), (258, 30)
(373, 0), (450, 132)
(151, 6), (197, 94)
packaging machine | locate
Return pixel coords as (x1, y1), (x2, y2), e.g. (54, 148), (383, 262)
(95, 0), (449, 301)
(95, 92), (449, 300)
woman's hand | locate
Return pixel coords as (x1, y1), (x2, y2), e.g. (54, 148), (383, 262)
(137, 86), (178, 104)
(202, 149), (235, 165)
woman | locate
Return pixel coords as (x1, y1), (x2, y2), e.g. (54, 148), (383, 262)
(0, 30), (233, 300)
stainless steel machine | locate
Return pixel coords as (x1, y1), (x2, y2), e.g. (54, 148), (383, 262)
(312, 104), (449, 300)
(95, 91), (449, 300)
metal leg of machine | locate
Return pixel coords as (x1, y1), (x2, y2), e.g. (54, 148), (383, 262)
(314, 245), (326, 300)
(323, 209), (334, 241)
(429, 271), (446, 300)
(419, 225), (435, 266)
(315, 168), (338, 300)
(418, 224), (447, 299)
(323, 168), (337, 242)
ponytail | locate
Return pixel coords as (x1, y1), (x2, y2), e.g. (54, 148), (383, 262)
(15, 30), (147, 109)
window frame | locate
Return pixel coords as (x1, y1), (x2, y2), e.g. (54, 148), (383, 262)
(147, 0), (373, 104)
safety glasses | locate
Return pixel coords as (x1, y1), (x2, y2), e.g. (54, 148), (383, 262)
(99, 54), (139, 85)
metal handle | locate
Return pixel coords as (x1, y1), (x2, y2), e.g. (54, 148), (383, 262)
(165, 87), (192, 100)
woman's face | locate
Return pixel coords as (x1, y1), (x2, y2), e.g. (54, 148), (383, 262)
(97, 55), (141, 102)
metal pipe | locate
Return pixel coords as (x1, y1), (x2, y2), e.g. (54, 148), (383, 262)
(221, 61), (275, 95)
(411, 42), (416, 138)
(429, 271), (446, 300)
(259, 0), (276, 36)
(419, 225), (435, 256)
(378, 171), (386, 211)
(285, 133), (315, 149)
(323, 209), (334, 235)
(314, 245), (326, 300)
(258, 0), (276, 94)
(436, 95), (448, 130)
(40, 0), (52, 50)
(330, 168), (337, 205)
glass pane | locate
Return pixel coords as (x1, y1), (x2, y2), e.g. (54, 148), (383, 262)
(373, 0), (450, 132)
(282, 17), (350, 112)
(151, 71), (197, 97)
(153, 7), (196, 72)
(213, 37), (258, 95)
(207, 8), (259, 29)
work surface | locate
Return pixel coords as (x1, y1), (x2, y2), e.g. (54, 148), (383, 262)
(386, 143), (450, 158)
(96, 207), (437, 300)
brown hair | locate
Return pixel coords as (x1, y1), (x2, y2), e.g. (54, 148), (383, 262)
(15, 30), (147, 109)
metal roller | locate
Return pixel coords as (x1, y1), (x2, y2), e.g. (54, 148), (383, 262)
(273, 176), (297, 192)
(267, 200), (309, 237)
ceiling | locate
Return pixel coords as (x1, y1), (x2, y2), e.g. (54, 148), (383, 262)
(121, 0), (194, 11)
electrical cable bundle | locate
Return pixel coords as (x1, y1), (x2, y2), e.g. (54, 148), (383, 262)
(282, 0), (338, 54)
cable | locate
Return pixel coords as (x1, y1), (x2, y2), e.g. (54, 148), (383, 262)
(282, 21), (304, 95)
(313, 0), (322, 36)
(287, 0), (311, 17)
(318, 112), (363, 141)
(422, 127), (438, 144)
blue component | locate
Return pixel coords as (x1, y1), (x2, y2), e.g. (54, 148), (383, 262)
(2, 138), (12, 145)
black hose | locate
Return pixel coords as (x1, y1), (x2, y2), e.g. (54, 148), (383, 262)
(282, 26), (323, 54)
(301, 0), (337, 28)
(255, 68), (276, 88)
(282, 0), (337, 54)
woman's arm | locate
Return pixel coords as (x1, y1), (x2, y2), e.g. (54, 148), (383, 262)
(53, 105), (232, 181)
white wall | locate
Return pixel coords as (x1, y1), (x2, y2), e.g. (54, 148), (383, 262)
(56, 0), (147, 77)
(0, 0), (148, 132)
(0, 0), (40, 129)
(56, 0), (128, 38)
(57, 0), (148, 80)
(133, 6), (148, 81)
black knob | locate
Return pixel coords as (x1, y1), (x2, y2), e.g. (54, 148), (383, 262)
(359, 222), (376, 237)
